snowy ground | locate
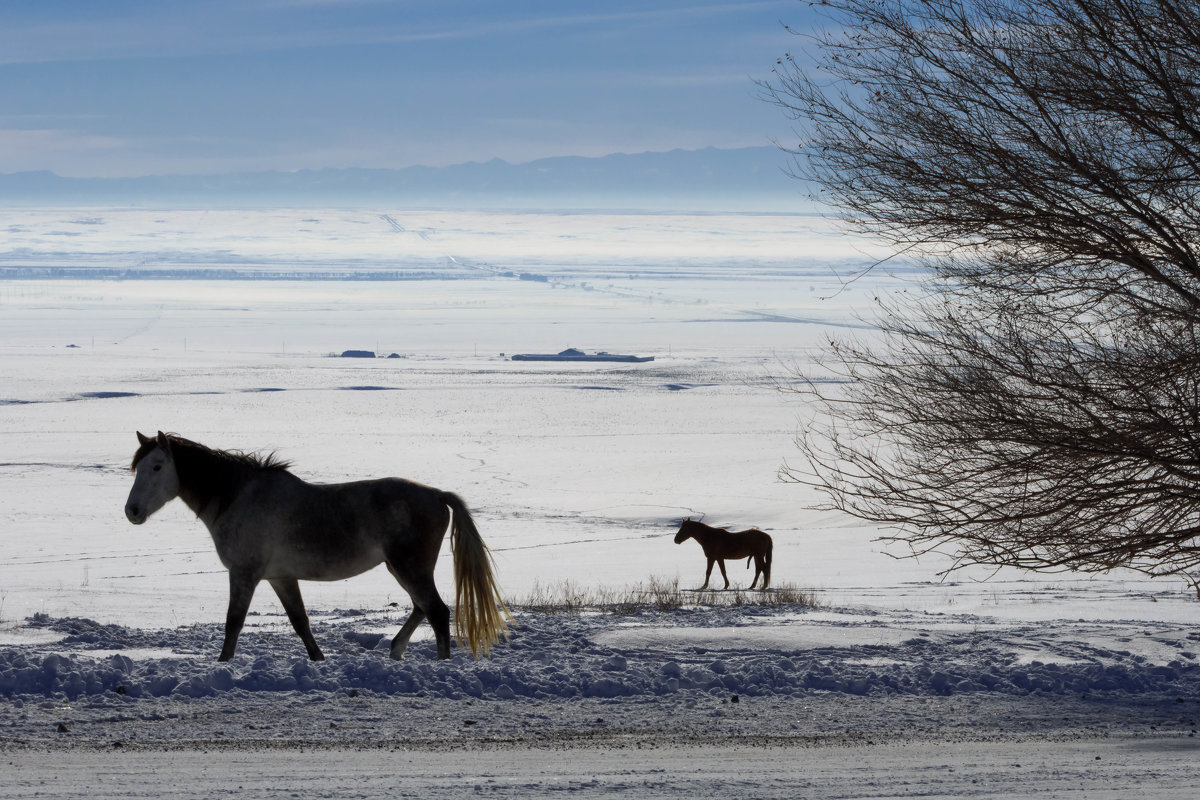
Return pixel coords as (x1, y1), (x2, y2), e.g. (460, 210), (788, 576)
(3, 606), (1200, 797)
(2, 209), (1199, 797)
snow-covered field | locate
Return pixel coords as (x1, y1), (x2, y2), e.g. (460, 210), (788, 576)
(2, 209), (1199, 797)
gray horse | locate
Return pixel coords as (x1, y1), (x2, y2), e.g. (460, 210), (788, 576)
(125, 431), (509, 661)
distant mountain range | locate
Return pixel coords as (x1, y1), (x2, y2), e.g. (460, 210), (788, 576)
(0, 147), (813, 211)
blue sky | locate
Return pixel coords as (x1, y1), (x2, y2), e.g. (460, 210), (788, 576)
(0, 0), (813, 177)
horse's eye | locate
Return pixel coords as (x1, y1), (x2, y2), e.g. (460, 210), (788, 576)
(153, 464), (162, 472)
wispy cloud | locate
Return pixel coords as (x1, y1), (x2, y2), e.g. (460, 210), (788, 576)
(262, 0), (397, 7)
(0, 0), (801, 175)
(0, 1), (792, 65)
(0, 128), (129, 174)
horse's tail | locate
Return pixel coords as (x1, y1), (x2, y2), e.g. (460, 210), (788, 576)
(764, 534), (774, 587)
(443, 492), (511, 658)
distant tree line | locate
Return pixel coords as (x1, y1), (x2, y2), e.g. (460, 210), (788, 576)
(0, 268), (478, 281)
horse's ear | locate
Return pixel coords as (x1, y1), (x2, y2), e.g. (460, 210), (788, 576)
(137, 431), (151, 446)
(155, 431), (173, 455)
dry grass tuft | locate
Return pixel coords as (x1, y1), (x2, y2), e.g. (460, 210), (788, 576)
(512, 576), (820, 615)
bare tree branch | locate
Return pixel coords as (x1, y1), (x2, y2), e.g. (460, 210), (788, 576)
(765, 0), (1200, 592)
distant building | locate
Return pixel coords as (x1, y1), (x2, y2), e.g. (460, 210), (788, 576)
(511, 348), (653, 363)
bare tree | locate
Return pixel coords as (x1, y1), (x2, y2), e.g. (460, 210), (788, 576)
(764, 0), (1200, 591)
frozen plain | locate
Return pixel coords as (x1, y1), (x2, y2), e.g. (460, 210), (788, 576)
(1, 209), (1199, 798)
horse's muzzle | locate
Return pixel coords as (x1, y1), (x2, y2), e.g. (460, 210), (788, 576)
(125, 504), (146, 525)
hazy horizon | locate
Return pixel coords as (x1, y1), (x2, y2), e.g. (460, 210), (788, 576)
(0, 146), (815, 211)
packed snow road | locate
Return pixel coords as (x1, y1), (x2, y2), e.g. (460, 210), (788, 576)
(5, 739), (1200, 799)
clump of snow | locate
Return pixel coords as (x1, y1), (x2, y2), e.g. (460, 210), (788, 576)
(3, 606), (1198, 705)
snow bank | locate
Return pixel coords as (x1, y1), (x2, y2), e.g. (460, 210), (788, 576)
(3, 607), (1198, 705)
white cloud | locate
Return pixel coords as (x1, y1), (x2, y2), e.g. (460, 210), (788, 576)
(0, 1), (793, 65)
(0, 128), (130, 173)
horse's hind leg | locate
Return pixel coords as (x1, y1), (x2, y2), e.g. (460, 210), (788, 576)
(749, 556), (762, 590)
(389, 609), (425, 660)
(386, 558), (452, 660)
(269, 578), (325, 661)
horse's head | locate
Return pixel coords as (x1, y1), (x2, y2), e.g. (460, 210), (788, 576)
(673, 518), (695, 544)
(125, 431), (180, 525)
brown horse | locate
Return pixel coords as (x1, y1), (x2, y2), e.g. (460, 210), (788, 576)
(673, 519), (773, 590)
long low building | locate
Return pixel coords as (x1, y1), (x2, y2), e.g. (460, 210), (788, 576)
(510, 348), (654, 363)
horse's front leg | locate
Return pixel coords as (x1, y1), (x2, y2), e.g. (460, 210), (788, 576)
(269, 577), (325, 661)
(716, 559), (730, 589)
(700, 557), (715, 590)
(219, 570), (259, 661)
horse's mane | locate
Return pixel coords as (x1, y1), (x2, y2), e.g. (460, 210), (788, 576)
(130, 433), (292, 473)
(682, 519), (726, 533)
